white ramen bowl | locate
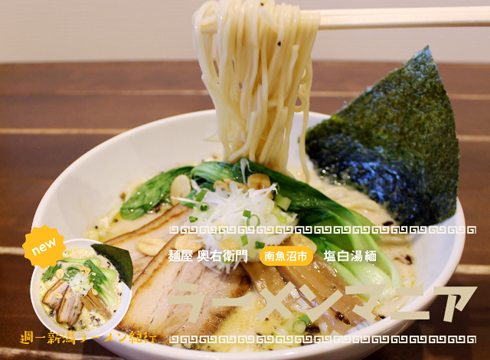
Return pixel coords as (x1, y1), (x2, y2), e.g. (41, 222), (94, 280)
(30, 238), (132, 341)
(32, 110), (465, 360)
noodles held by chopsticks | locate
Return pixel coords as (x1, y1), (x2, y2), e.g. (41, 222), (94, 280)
(193, 0), (319, 180)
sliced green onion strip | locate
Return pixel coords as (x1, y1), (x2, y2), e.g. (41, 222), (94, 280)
(274, 194), (291, 211)
(276, 214), (287, 223)
(298, 314), (311, 324)
(247, 214), (261, 227)
(241, 234), (248, 246)
(255, 241), (265, 249)
(242, 209), (252, 218)
(221, 254), (233, 264)
(214, 232), (224, 241)
(293, 320), (307, 334)
(195, 190), (207, 202)
(199, 202), (209, 212)
(270, 206), (281, 215)
(189, 216), (198, 223)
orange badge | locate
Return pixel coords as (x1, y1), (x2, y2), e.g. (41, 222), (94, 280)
(23, 226), (66, 268)
(259, 246), (313, 266)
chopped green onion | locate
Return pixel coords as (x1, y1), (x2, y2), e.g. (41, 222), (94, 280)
(199, 202), (209, 212)
(221, 254), (233, 264)
(195, 190), (207, 202)
(241, 234), (248, 246)
(247, 214), (261, 227)
(270, 206), (281, 215)
(214, 232), (224, 241)
(292, 320), (307, 334)
(276, 214), (287, 223)
(189, 216), (198, 223)
(274, 194), (291, 211)
(298, 314), (311, 324)
(242, 209), (252, 218)
(255, 241), (265, 249)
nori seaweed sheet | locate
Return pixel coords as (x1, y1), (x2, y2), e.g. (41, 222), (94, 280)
(92, 244), (133, 289)
(305, 46), (459, 226)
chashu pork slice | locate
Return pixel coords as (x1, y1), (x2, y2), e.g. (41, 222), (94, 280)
(149, 257), (208, 340)
(171, 265), (249, 339)
(57, 288), (84, 327)
(43, 280), (69, 311)
(106, 204), (192, 281)
(118, 237), (250, 343)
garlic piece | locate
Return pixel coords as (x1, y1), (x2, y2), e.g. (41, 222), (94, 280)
(214, 179), (248, 193)
(174, 234), (204, 253)
(248, 174), (273, 198)
(136, 237), (167, 256)
(219, 238), (241, 252)
(55, 268), (64, 279)
(170, 174), (192, 205)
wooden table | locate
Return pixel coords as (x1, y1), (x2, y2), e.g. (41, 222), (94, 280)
(0, 61), (489, 359)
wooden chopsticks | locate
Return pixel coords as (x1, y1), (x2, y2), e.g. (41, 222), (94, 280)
(201, 6), (490, 33)
(307, 6), (490, 30)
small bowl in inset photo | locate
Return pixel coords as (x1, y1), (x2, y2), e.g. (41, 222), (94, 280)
(30, 238), (132, 341)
